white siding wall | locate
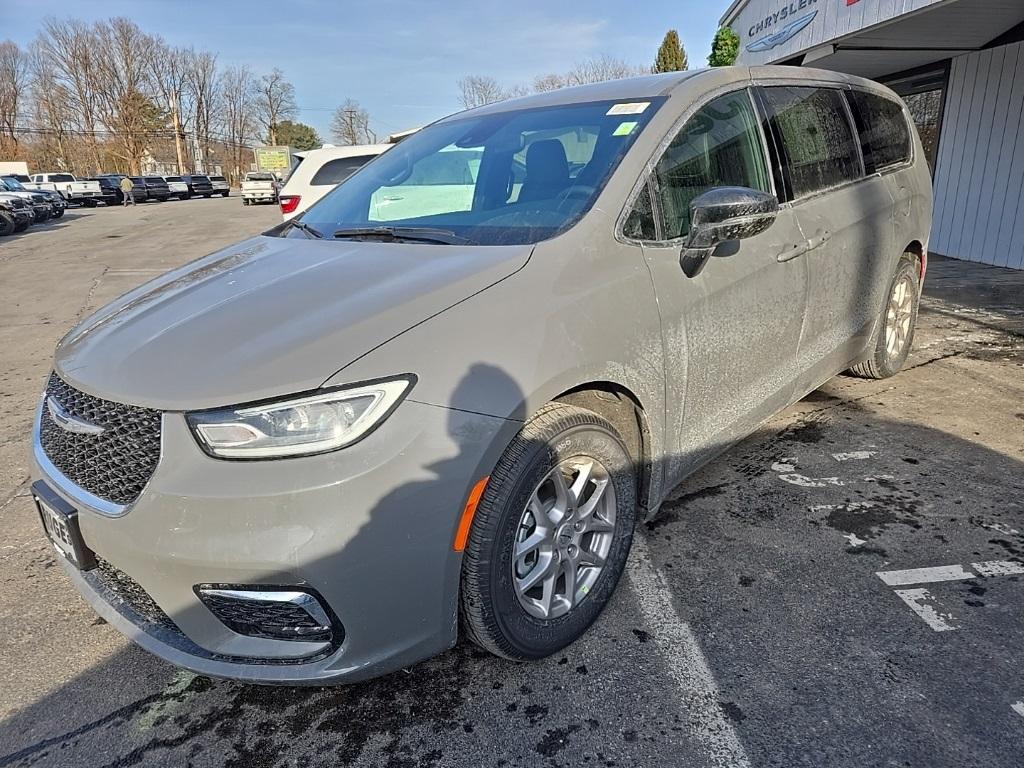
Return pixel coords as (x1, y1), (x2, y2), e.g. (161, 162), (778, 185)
(931, 41), (1024, 269)
(729, 0), (946, 66)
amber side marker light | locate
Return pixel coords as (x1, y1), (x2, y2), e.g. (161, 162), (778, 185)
(453, 476), (490, 552)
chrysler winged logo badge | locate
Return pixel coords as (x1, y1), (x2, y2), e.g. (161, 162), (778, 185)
(747, 10), (818, 52)
(46, 396), (106, 436)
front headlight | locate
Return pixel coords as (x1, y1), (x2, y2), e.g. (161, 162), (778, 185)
(186, 376), (415, 459)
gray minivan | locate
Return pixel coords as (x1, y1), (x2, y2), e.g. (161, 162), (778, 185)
(30, 67), (931, 684)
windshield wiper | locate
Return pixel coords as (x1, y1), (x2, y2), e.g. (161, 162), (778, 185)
(287, 219), (323, 239)
(332, 226), (472, 245)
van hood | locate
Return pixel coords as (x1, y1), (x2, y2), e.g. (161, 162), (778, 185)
(54, 235), (532, 410)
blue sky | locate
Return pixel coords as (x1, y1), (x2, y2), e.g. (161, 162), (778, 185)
(1, 0), (730, 140)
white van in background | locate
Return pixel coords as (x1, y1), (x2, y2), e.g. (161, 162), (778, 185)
(279, 144), (390, 220)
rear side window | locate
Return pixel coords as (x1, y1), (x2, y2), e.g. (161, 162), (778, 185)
(310, 156), (375, 186)
(762, 87), (861, 198)
(846, 90), (912, 172)
(653, 90), (771, 240)
(50, 174), (75, 182)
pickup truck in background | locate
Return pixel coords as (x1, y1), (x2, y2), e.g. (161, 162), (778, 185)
(240, 172), (280, 206)
(24, 173), (103, 206)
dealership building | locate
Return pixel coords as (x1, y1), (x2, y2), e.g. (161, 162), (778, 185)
(721, 0), (1024, 270)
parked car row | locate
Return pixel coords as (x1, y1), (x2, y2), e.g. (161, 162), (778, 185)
(0, 175), (69, 235)
(89, 174), (231, 205)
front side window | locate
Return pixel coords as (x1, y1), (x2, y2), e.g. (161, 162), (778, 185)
(299, 98), (663, 245)
(310, 156), (378, 187)
(653, 90), (770, 240)
(847, 89), (912, 172)
(762, 86), (862, 198)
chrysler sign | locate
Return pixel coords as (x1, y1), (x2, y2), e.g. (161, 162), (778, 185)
(747, 0), (819, 52)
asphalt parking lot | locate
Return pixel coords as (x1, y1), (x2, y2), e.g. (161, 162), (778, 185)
(1, 198), (1022, 767)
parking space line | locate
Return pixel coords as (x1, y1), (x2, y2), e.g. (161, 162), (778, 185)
(876, 565), (975, 586)
(971, 561), (1024, 578)
(893, 588), (960, 632)
(628, 536), (752, 768)
(1012, 701), (1024, 719)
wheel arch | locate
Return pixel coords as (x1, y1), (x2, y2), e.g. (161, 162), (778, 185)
(552, 381), (655, 515)
(905, 239), (927, 280)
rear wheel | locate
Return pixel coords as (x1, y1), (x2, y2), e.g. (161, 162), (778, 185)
(849, 254), (921, 379)
(52, 207), (64, 219)
(13, 219), (29, 233)
(460, 402), (637, 660)
(83, 199), (97, 208)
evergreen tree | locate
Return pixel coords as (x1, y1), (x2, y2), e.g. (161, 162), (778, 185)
(274, 119), (321, 150)
(708, 27), (741, 67)
(653, 30), (688, 73)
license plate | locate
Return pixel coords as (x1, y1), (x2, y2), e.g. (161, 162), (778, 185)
(33, 481), (96, 570)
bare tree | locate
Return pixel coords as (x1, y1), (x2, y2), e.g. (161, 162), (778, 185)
(36, 18), (105, 172)
(146, 37), (190, 172)
(457, 75), (507, 109)
(184, 50), (219, 171)
(27, 46), (75, 170)
(532, 73), (566, 93)
(218, 64), (258, 183)
(0, 41), (29, 154)
(330, 98), (375, 145)
(255, 68), (297, 145)
(565, 54), (647, 86)
(90, 18), (164, 174)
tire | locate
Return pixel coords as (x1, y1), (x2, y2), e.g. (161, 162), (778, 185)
(52, 207), (65, 219)
(83, 199), (97, 208)
(13, 219), (29, 233)
(222, 191), (230, 197)
(242, 198), (250, 206)
(0, 212), (14, 236)
(461, 402), (637, 661)
(848, 254), (921, 379)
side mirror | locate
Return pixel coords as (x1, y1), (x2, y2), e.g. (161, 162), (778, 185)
(680, 187), (779, 278)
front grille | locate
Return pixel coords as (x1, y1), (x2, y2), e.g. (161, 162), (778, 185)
(38, 373), (162, 506)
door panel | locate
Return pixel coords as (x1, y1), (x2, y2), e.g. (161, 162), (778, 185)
(638, 89), (808, 487)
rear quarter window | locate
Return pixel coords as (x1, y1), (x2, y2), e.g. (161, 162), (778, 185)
(762, 86), (862, 199)
(846, 89), (912, 172)
(310, 156), (376, 186)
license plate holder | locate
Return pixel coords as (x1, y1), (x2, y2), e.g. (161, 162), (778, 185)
(33, 481), (97, 571)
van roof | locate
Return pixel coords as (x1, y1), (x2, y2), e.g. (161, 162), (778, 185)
(447, 66), (894, 121)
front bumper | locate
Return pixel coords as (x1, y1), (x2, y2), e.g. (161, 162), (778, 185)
(31, 395), (516, 683)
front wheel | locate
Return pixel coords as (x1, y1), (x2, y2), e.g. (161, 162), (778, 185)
(0, 212), (14, 236)
(460, 402), (637, 660)
(849, 254), (921, 379)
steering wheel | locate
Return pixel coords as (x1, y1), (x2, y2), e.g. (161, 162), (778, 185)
(553, 185), (597, 205)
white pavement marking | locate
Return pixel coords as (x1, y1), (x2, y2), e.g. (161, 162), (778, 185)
(1012, 701), (1024, 719)
(971, 560), (1024, 578)
(831, 451), (876, 461)
(893, 589), (960, 632)
(876, 565), (976, 586)
(771, 458), (844, 488)
(627, 535), (752, 768)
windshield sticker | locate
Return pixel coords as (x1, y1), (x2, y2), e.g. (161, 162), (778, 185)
(613, 121), (639, 137)
(607, 102), (650, 116)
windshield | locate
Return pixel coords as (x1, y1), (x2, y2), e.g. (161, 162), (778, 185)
(1, 177), (26, 191)
(298, 98), (663, 245)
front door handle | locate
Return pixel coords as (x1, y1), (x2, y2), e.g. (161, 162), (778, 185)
(777, 231), (831, 263)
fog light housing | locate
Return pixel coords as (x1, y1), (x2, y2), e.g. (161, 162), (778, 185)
(195, 586), (341, 645)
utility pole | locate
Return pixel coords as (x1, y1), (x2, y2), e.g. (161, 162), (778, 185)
(171, 93), (187, 174)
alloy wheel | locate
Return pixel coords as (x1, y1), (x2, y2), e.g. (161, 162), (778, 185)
(512, 457), (617, 620)
(885, 274), (915, 357)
